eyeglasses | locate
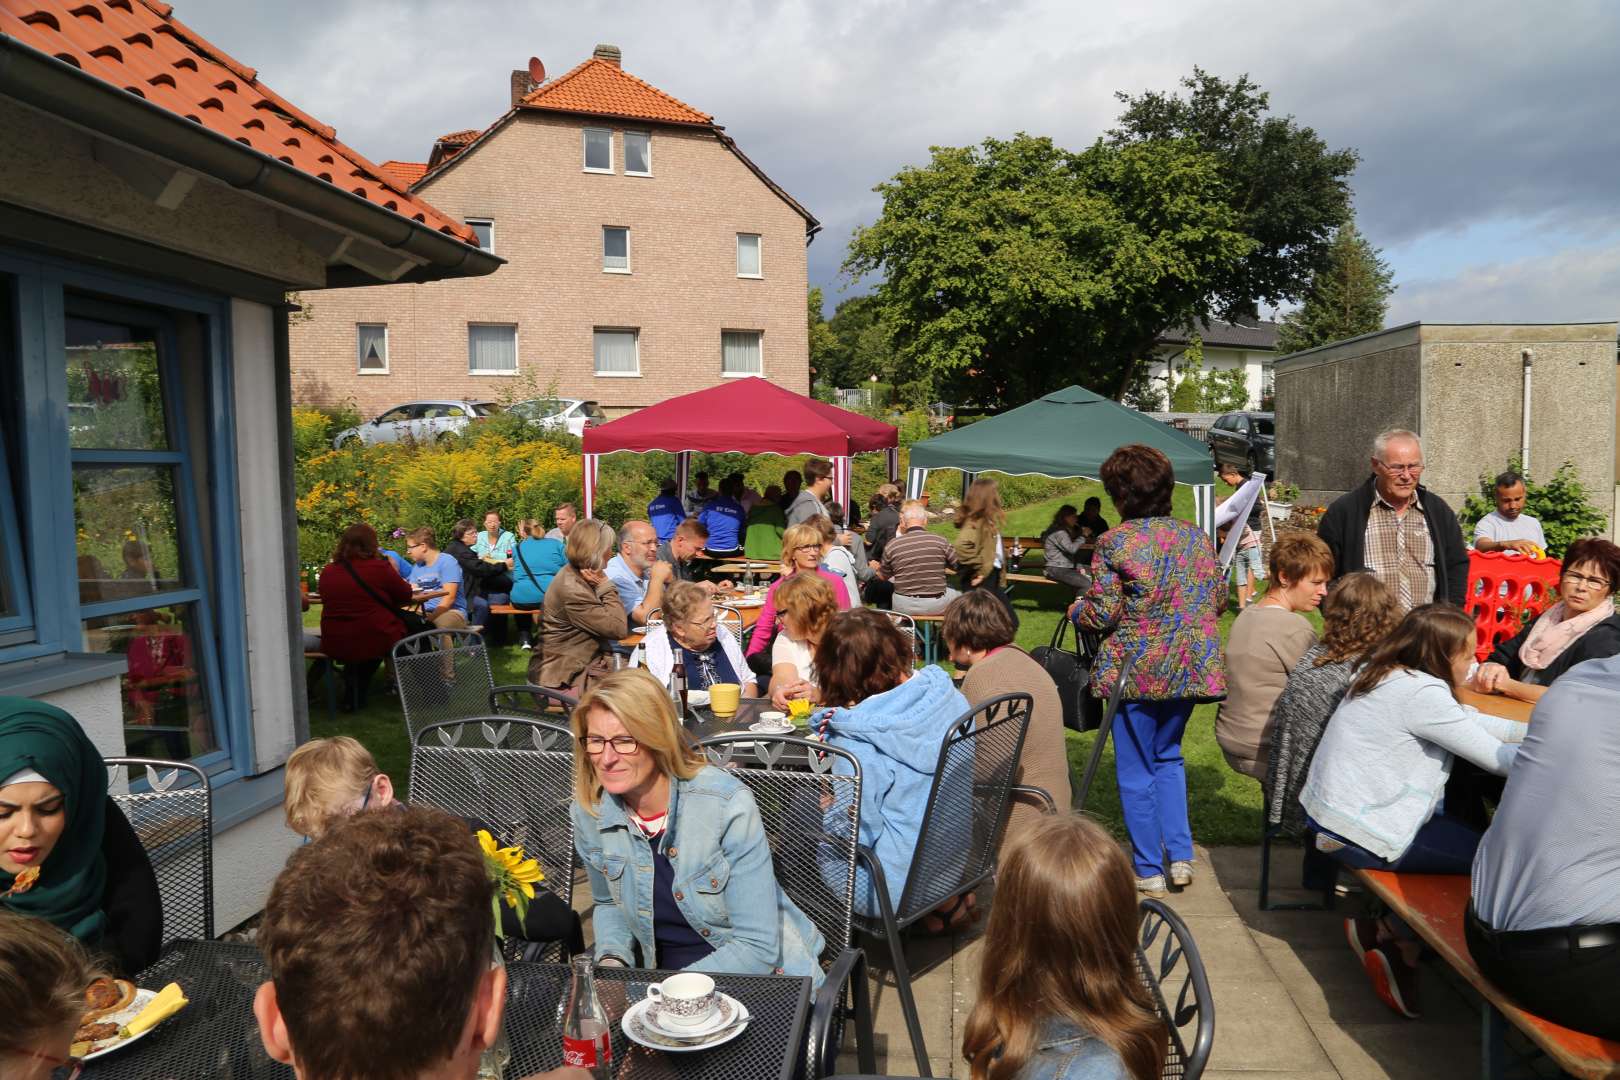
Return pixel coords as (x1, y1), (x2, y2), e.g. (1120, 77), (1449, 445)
(1563, 570), (1612, 591)
(580, 734), (642, 755)
(796, 543), (823, 553)
(0, 1045), (83, 1080)
(680, 616), (717, 633)
(1376, 460), (1424, 476)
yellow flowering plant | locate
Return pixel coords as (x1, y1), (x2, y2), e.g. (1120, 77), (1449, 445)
(477, 829), (543, 937)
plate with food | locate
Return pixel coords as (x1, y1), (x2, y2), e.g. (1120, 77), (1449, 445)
(74, 978), (188, 1061)
(723, 596), (765, 609)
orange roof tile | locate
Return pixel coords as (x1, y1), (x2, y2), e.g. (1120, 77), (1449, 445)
(0, 0), (479, 245)
(520, 57), (713, 126)
(380, 159), (427, 187)
(435, 128), (482, 145)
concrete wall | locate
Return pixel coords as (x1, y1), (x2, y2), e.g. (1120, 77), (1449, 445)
(1274, 325), (1422, 506)
(287, 111), (811, 415)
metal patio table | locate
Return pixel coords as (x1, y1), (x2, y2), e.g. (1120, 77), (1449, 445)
(86, 940), (813, 1080)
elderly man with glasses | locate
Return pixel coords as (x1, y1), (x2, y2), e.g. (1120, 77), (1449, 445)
(1317, 428), (1469, 610)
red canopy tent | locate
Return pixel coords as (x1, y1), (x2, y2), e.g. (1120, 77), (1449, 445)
(579, 378), (899, 518)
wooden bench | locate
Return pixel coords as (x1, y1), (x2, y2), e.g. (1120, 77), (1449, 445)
(907, 612), (945, 664)
(1354, 868), (1620, 1079)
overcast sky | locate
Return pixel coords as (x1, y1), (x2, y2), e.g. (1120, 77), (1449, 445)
(177, 0), (1620, 325)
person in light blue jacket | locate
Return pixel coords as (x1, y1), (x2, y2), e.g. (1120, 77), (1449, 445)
(1301, 603), (1526, 1020)
(569, 668), (825, 984)
(811, 608), (972, 923)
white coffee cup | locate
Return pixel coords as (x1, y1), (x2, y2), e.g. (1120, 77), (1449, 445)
(757, 710), (791, 729)
(645, 971), (718, 1027)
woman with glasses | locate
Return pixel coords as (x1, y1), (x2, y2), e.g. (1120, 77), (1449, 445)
(742, 522), (851, 680)
(635, 581), (757, 697)
(0, 700), (160, 977)
(1473, 537), (1620, 702)
(569, 669), (825, 980)
(0, 910), (96, 1080)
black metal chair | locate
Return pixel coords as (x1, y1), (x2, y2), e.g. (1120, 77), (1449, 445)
(698, 732), (876, 1079)
(105, 757), (214, 944)
(1071, 653), (1136, 812)
(852, 691), (1034, 1077)
(488, 683), (577, 724)
(391, 628), (495, 743)
(407, 717), (577, 961)
(1139, 898), (1216, 1080)
(714, 603), (746, 645)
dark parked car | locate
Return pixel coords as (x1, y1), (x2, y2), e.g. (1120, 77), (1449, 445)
(1209, 410), (1275, 479)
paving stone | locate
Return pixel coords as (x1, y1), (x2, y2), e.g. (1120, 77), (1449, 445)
(1309, 1017), (1480, 1080)
(1258, 938), (1478, 1027)
(1202, 977), (1335, 1073)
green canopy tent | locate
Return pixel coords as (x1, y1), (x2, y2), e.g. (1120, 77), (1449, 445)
(905, 385), (1218, 533)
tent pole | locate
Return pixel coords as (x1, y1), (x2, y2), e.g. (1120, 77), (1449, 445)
(961, 471), (977, 501)
(906, 467), (929, 500)
(833, 456), (851, 520)
(677, 451), (691, 506)
(886, 447), (899, 484)
(1193, 483), (1215, 540)
(583, 453), (598, 520)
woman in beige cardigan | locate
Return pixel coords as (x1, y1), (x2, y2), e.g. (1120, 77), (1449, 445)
(943, 590), (1072, 859)
(1217, 533), (1334, 779)
(539, 518), (629, 694)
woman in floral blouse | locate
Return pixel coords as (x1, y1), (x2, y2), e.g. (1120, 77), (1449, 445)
(1071, 445), (1226, 898)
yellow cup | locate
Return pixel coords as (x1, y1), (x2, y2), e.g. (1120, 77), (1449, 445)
(709, 683), (741, 717)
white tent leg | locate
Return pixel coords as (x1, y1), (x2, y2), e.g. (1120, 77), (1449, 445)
(906, 467), (929, 500)
(833, 456), (851, 520)
(1193, 483), (1216, 540)
(886, 447), (900, 484)
(583, 454), (599, 519)
(676, 451), (691, 504)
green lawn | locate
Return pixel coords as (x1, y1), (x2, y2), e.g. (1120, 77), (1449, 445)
(308, 476), (1271, 846)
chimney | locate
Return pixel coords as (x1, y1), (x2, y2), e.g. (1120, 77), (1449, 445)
(510, 69), (535, 107)
(592, 43), (622, 68)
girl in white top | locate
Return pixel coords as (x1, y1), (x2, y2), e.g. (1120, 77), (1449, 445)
(767, 571), (839, 710)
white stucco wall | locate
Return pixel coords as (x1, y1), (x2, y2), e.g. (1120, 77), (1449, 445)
(231, 299), (299, 774)
(36, 678), (125, 757)
(214, 799), (300, 931)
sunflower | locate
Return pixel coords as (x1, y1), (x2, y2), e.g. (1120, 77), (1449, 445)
(477, 830), (544, 935)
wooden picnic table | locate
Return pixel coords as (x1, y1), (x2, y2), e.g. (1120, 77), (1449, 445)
(1459, 687), (1535, 724)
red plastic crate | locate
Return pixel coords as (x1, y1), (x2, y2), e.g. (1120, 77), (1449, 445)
(1466, 550), (1562, 661)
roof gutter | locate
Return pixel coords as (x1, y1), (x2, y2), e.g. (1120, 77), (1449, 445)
(0, 34), (503, 284)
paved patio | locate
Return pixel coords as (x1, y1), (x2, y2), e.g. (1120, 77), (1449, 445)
(833, 843), (1485, 1078)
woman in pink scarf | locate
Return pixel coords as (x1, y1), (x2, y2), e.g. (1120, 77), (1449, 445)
(1474, 538), (1620, 702)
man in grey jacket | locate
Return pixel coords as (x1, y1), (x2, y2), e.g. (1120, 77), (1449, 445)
(786, 458), (833, 526)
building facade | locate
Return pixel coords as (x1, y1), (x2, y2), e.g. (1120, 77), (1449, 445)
(1273, 322), (1618, 533)
(290, 46), (818, 418)
(0, 1), (496, 928)
(1149, 319), (1280, 410)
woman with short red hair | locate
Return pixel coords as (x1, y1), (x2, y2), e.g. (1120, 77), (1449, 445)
(317, 523), (414, 710)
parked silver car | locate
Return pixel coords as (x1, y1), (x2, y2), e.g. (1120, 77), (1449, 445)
(332, 400), (502, 448)
(508, 397), (607, 437)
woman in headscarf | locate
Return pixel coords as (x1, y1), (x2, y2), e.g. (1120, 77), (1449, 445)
(0, 699), (161, 974)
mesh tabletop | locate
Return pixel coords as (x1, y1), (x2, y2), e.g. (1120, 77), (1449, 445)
(688, 700), (821, 769)
(505, 964), (811, 1080)
(87, 941), (810, 1080)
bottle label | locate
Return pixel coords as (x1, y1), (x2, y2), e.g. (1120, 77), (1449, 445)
(562, 1033), (613, 1068)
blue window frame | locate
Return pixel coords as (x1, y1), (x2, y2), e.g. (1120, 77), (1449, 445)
(0, 249), (254, 783)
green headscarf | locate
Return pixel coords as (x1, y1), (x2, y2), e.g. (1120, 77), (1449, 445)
(0, 697), (109, 946)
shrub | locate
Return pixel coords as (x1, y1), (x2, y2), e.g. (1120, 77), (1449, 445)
(1461, 458), (1609, 560)
(291, 408), (331, 461)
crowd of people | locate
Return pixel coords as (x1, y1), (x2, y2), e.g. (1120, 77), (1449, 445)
(8, 430), (1620, 1080)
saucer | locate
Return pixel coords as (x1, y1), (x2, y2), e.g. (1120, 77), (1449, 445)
(643, 992), (738, 1039)
(748, 721), (794, 735)
(622, 995), (750, 1052)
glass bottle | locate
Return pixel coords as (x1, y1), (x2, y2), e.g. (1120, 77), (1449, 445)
(561, 954), (612, 1079)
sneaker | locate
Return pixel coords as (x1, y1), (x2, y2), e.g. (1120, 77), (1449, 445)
(1137, 875), (1168, 898)
(1362, 945), (1421, 1018)
(519, 635), (532, 651)
(1344, 916), (1380, 963)
(1169, 860), (1194, 887)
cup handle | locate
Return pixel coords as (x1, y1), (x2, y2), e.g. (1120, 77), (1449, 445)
(645, 983), (664, 1004)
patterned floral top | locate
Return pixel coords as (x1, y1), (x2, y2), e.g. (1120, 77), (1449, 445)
(1072, 516), (1227, 702)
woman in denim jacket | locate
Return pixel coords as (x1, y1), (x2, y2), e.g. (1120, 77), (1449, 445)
(569, 668), (825, 984)
(962, 814), (1165, 1080)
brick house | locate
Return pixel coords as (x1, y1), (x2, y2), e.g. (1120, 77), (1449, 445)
(290, 45), (819, 417)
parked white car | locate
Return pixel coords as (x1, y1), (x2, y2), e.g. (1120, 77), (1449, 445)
(332, 400), (502, 448)
(509, 397), (608, 437)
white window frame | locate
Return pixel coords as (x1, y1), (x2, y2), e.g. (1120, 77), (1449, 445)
(583, 127), (613, 173)
(356, 323), (389, 375)
(736, 233), (763, 279)
(602, 226), (631, 274)
(467, 322), (519, 376)
(624, 130), (652, 176)
(721, 329), (763, 377)
(465, 218), (495, 254)
(593, 327), (641, 378)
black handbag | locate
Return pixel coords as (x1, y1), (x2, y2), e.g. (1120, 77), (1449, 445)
(340, 560), (434, 637)
(1032, 615), (1104, 732)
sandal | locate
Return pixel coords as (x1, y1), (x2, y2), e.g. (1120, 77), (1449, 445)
(919, 893), (979, 935)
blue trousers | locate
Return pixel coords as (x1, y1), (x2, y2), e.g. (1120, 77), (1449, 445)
(1310, 812), (1482, 875)
(1113, 699), (1195, 877)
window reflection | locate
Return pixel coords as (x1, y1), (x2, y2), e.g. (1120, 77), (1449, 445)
(64, 317), (169, 451)
(82, 603), (218, 760)
(73, 466), (184, 604)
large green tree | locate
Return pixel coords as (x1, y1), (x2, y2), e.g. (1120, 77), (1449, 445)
(1274, 216), (1395, 354)
(844, 133), (1255, 407)
(807, 287), (840, 393)
(846, 70), (1357, 406)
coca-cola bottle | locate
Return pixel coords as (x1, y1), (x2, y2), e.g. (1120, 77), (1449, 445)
(561, 954), (613, 1079)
